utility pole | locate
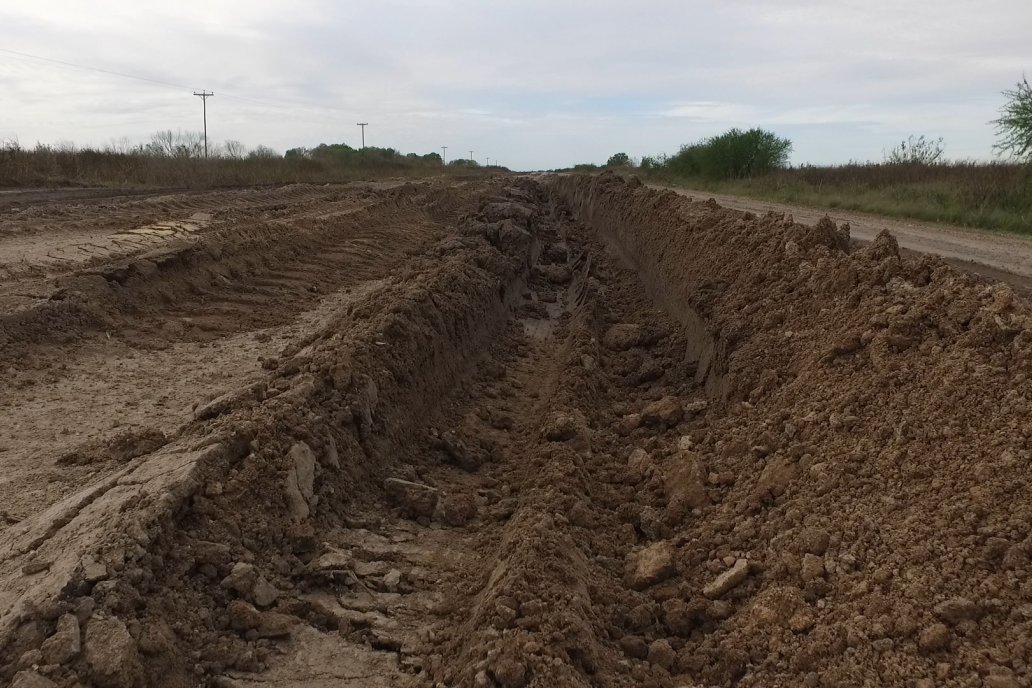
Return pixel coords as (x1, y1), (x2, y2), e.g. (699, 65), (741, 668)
(193, 91), (213, 158)
(356, 122), (368, 149)
(441, 146), (447, 164)
(469, 150), (474, 163)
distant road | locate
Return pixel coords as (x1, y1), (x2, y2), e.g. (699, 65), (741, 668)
(655, 185), (1032, 296)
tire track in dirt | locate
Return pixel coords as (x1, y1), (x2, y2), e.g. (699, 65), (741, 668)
(0, 182), (462, 527)
(0, 184), (382, 285)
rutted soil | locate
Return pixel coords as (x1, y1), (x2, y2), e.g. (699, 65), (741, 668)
(0, 181), (449, 521)
(2, 174), (1032, 688)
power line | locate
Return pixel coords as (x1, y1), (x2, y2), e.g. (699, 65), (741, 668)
(0, 47), (193, 91)
(0, 47), (355, 116)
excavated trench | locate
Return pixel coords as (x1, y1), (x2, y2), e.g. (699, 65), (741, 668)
(3, 174), (1032, 688)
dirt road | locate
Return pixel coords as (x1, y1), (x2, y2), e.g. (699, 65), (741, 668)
(658, 185), (1032, 295)
(2, 176), (1031, 687)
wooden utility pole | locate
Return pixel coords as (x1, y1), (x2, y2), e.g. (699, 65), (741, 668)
(193, 91), (213, 158)
(441, 146), (447, 164)
(356, 122), (368, 148)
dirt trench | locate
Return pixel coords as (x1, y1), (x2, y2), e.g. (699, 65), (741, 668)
(3, 174), (1032, 688)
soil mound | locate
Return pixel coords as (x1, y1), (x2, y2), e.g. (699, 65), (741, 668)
(550, 172), (1032, 686)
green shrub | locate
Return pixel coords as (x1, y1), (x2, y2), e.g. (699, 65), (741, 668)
(606, 152), (631, 168)
(658, 128), (792, 180)
(884, 135), (945, 165)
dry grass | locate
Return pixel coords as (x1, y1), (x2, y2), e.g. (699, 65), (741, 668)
(647, 162), (1032, 235)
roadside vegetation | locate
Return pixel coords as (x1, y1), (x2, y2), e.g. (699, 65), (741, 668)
(585, 78), (1032, 235)
(648, 161), (1032, 235)
(0, 130), (489, 188)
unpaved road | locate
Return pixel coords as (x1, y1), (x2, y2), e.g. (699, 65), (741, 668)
(658, 185), (1032, 295)
(3, 176), (1032, 688)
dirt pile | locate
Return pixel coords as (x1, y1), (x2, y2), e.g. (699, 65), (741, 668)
(549, 172), (1032, 686)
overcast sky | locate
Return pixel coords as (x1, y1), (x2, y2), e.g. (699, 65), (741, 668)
(1, 0), (1029, 170)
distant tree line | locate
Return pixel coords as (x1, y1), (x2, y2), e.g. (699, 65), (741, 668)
(285, 142), (444, 167)
(0, 131), (494, 188)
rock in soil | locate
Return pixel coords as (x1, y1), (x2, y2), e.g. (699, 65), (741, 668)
(641, 396), (684, 427)
(284, 441), (317, 522)
(703, 558), (750, 599)
(626, 541), (677, 589)
(10, 672), (58, 688)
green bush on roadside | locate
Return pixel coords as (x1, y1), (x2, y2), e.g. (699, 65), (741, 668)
(665, 128), (792, 180)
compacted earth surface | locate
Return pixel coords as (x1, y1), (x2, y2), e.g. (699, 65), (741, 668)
(1, 173), (1031, 688)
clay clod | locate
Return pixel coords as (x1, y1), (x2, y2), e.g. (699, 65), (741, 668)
(284, 441), (317, 522)
(384, 478), (440, 518)
(641, 396), (684, 427)
(627, 541), (677, 589)
(84, 617), (143, 688)
(40, 613), (80, 665)
(602, 323), (643, 351)
(704, 559), (750, 599)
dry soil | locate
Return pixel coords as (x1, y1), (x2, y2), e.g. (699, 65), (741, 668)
(2, 174), (1031, 688)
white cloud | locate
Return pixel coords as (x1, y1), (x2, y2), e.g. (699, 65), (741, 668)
(1, 0), (1029, 168)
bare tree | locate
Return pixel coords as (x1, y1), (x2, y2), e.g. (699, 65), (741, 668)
(105, 137), (135, 155)
(223, 140), (247, 159)
(175, 131), (205, 158)
(147, 130), (177, 157)
(143, 130), (207, 158)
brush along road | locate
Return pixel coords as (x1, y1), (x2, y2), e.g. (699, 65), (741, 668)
(2, 174), (1031, 687)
